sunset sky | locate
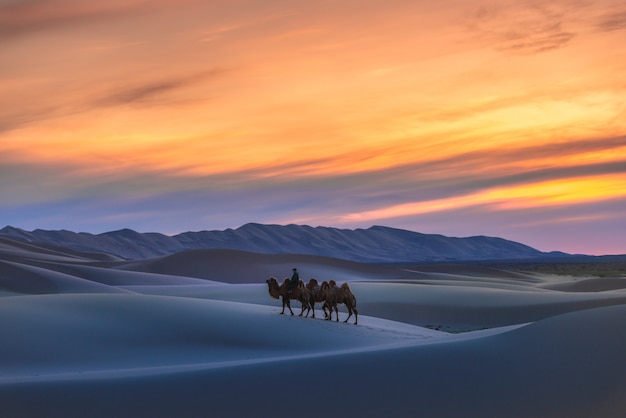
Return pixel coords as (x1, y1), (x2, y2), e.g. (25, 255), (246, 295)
(1, 0), (625, 255)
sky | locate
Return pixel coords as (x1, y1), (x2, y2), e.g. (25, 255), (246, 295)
(1, 0), (625, 255)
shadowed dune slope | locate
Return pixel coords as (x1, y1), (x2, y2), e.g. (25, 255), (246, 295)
(0, 261), (131, 295)
(2, 300), (625, 418)
(114, 249), (409, 283)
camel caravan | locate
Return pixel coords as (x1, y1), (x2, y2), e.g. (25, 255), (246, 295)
(266, 275), (359, 325)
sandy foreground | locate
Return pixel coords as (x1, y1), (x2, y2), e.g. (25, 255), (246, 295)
(1, 238), (626, 417)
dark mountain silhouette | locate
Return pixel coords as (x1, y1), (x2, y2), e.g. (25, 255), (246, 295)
(0, 223), (564, 263)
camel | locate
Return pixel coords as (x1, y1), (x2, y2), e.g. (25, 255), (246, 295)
(322, 280), (338, 321)
(266, 276), (314, 317)
(322, 280), (358, 325)
(305, 278), (331, 319)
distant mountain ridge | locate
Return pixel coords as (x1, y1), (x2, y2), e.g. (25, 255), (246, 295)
(0, 223), (562, 263)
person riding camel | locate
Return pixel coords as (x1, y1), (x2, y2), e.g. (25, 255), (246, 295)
(289, 268), (300, 292)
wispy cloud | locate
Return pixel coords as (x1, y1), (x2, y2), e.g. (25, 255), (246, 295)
(0, 0), (143, 40)
(0, 68), (224, 136)
(502, 26), (574, 53)
(92, 69), (225, 108)
(259, 134), (626, 190)
(338, 174), (626, 225)
(466, 2), (577, 53)
(595, 10), (626, 32)
(0, 0), (204, 41)
(0, 103), (59, 134)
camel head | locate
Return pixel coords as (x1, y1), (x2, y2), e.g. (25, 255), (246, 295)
(266, 277), (280, 299)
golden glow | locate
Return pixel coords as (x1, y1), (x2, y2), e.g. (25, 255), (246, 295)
(342, 175), (626, 223)
(484, 176), (626, 209)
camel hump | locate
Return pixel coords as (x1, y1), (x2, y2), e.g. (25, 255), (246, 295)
(340, 283), (356, 302)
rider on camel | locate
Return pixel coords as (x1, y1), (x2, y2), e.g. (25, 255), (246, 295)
(288, 268), (300, 293)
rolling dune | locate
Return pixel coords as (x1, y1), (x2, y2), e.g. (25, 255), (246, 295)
(1, 238), (625, 417)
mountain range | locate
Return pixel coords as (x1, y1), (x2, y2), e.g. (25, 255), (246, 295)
(0, 223), (567, 263)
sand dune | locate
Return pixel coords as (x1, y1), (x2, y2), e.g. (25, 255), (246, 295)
(1, 238), (625, 417)
(116, 248), (405, 283)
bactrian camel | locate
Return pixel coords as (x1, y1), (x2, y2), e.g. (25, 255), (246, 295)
(322, 280), (359, 325)
(266, 276), (314, 317)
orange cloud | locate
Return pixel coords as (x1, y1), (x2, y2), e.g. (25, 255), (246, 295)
(340, 174), (626, 223)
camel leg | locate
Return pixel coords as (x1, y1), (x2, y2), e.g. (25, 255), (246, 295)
(282, 297), (294, 315)
(298, 295), (310, 317)
(345, 304), (358, 325)
(344, 306), (352, 323)
(334, 305), (339, 322)
(324, 302), (333, 320)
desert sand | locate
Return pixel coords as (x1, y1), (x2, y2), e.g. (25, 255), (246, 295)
(1, 237), (626, 417)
